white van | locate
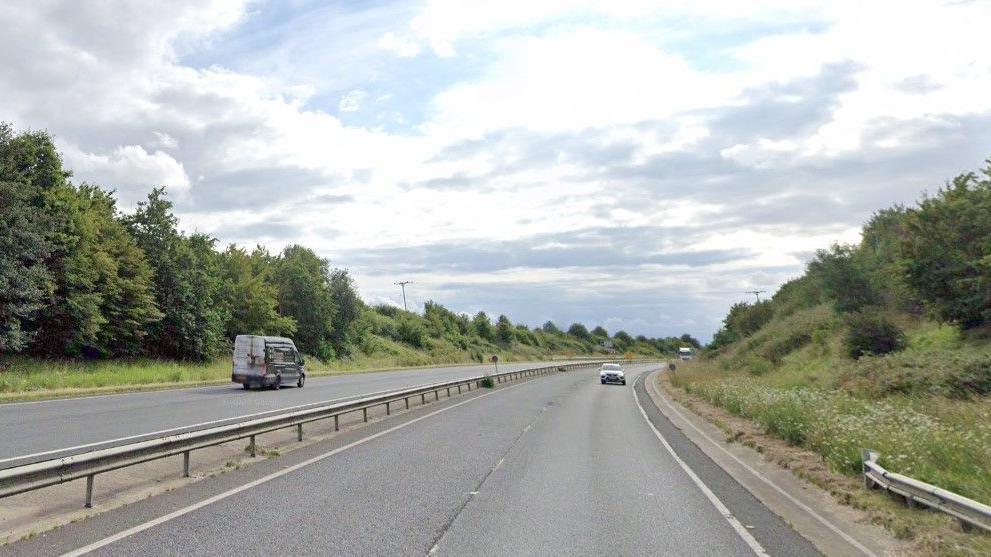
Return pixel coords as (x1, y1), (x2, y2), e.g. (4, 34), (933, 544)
(232, 335), (306, 390)
(678, 347), (694, 361)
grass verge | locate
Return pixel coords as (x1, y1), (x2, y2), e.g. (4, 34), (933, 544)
(0, 352), (603, 403)
(669, 362), (991, 556)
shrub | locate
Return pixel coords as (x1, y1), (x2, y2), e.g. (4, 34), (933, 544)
(395, 315), (426, 348)
(807, 244), (878, 313)
(844, 312), (905, 359)
(899, 165), (991, 328)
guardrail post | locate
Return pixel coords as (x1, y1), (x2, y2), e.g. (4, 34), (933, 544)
(84, 474), (95, 508)
(447, 387), (451, 397)
(434, 390), (439, 401)
(421, 393), (426, 404)
(386, 401), (391, 415)
(334, 414), (339, 431)
(363, 408), (368, 422)
(249, 435), (257, 457)
(297, 424), (303, 442)
(405, 397), (410, 410)
(183, 451), (190, 478)
(457, 385), (462, 394)
(862, 449), (877, 490)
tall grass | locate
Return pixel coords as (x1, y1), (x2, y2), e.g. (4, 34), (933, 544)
(0, 357), (231, 393)
(677, 375), (991, 504)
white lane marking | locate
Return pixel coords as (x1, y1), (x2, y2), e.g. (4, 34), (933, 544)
(60, 377), (542, 557)
(0, 387), (408, 466)
(4, 363), (581, 464)
(632, 374), (770, 557)
(645, 373), (879, 557)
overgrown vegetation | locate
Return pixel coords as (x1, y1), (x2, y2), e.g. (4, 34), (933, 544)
(0, 122), (693, 393)
(674, 157), (991, 553)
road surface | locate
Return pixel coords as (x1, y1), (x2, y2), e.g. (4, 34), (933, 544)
(4, 364), (820, 556)
(0, 361), (573, 465)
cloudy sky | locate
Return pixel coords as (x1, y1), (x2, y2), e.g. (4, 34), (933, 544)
(2, 0), (990, 341)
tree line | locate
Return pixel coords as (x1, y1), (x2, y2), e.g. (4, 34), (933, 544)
(1, 123), (696, 362)
(709, 156), (991, 357)
(0, 124), (364, 360)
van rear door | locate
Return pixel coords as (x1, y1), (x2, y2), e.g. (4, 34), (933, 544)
(265, 343), (298, 384)
(233, 335), (266, 383)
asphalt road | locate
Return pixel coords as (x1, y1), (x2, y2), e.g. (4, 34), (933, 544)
(7, 364), (820, 556)
(0, 361), (571, 465)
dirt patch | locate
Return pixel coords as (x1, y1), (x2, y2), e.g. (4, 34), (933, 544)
(658, 373), (991, 557)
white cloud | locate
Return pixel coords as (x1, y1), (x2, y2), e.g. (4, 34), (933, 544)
(152, 131), (179, 149)
(377, 32), (421, 57)
(426, 27), (737, 137)
(63, 144), (191, 206)
(338, 90), (368, 113)
(2, 0), (990, 338)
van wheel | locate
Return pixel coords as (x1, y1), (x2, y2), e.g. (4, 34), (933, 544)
(273, 376), (281, 390)
(297, 374), (305, 388)
(243, 383), (250, 390)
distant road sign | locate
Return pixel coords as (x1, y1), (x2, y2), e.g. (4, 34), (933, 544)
(490, 355), (499, 363)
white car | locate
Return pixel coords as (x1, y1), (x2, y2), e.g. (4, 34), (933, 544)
(600, 363), (626, 385)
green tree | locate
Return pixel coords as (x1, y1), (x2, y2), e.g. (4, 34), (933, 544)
(679, 333), (701, 349)
(328, 268), (362, 354)
(472, 311), (493, 341)
(33, 185), (164, 357)
(0, 181), (54, 351)
(614, 330), (633, 350)
(541, 321), (561, 334)
(567, 323), (590, 340)
(32, 183), (105, 355)
(900, 165), (991, 327)
(0, 124), (59, 351)
(591, 326), (608, 338)
(125, 189), (227, 360)
(273, 245), (335, 358)
(219, 245), (295, 338)
(81, 186), (161, 356)
(496, 314), (514, 344)
(395, 313), (426, 348)
(807, 244), (877, 313)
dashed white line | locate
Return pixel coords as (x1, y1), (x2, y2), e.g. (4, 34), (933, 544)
(59, 378), (540, 557)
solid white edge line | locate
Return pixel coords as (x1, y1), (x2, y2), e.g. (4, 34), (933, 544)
(632, 373), (770, 557)
(59, 376), (540, 557)
(645, 371), (880, 557)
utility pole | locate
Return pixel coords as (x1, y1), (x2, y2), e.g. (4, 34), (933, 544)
(745, 290), (767, 303)
(395, 280), (413, 311)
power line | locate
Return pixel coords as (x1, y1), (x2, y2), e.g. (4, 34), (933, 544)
(394, 280), (413, 312)
(745, 290), (767, 303)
